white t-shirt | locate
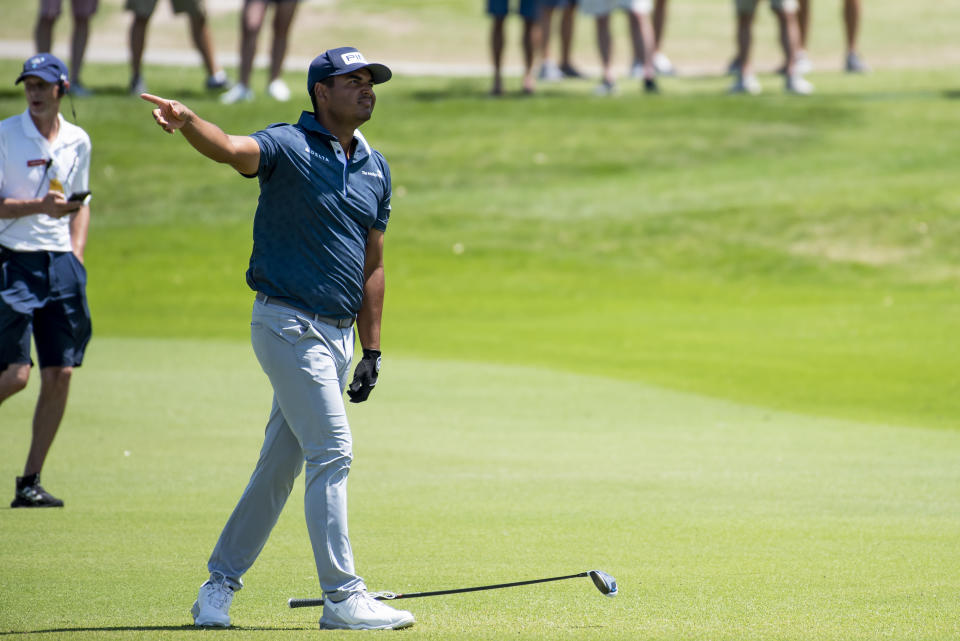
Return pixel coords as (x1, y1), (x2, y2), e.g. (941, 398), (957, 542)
(0, 110), (92, 252)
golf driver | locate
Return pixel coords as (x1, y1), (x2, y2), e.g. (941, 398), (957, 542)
(288, 569), (617, 608)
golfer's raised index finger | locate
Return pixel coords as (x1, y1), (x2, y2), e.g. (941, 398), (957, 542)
(139, 93), (167, 107)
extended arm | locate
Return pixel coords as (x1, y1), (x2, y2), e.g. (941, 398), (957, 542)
(140, 93), (260, 176)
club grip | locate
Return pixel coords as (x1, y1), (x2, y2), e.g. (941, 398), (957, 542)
(288, 597), (325, 609)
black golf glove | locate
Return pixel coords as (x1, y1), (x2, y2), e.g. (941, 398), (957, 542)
(347, 349), (381, 403)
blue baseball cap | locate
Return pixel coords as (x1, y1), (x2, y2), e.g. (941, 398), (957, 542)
(307, 47), (391, 92)
(15, 53), (69, 86)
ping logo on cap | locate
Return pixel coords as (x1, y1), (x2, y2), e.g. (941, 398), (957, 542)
(341, 52), (367, 65)
(30, 56), (45, 68)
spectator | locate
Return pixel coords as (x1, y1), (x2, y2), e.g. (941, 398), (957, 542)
(1, 54), (93, 509)
(488, 0), (540, 95)
(221, 0), (301, 104)
(126, 0), (229, 95)
(582, 0), (658, 95)
(538, 0), (583, 81)
(729, 0), (812, 95)
(33, 0), (99, 96)
(796, 0), (869, 73)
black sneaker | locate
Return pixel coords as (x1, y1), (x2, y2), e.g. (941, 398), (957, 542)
(11, 474), (64, 508)
(643, 77), (659, 94)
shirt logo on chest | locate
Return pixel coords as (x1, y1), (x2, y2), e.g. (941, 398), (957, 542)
(305, 145), (330, 163)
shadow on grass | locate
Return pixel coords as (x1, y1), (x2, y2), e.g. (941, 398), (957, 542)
(0, 625), (312, 635)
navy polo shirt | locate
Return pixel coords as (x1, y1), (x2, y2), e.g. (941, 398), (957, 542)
(244, 111), (391, 318)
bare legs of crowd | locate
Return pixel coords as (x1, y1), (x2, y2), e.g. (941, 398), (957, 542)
(128, 5), (228, 96)
(797, 0), (869, 73)
(221, 0), (300, 104)
(490, 14), (538, 96)
(34, 0), (97, 96)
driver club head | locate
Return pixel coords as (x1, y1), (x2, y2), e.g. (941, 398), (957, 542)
(588, 569), (618, 597)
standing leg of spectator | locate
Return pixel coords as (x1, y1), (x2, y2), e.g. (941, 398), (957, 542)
(538, 3), (560, 79)
(627, 9), (656, 88)
(490, 15), (506, 95)
(35, 1), (59, 53)
(241, 0), (265, 89)
(264, 0), (298, 100)
(774, 9), (797, 76)
(843, 0), (859, 53)
(796, 0), (809, 51)
(187, 12), (217, 77)
(69, 11), (93, 91)
(521, 16), (538, 93)
(129, 13), (150, 93)
(788, 0), (812, 73)
(558, 2), (580, 75)
(776, 7), (813, 92)
(269, 1), (298, 84)
(24, 367), (73, 478)
(843, 0), (868, 71)
(651, 0), (674, 74)
(593, 12), (616, 93)
(728, 5), (761, 93)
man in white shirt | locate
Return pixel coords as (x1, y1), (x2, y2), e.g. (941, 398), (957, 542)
(0, 53), (92, 508)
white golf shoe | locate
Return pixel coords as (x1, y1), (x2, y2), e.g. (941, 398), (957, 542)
(220, 83), (254, 104)
(319, 592), (415, 630)
(785, 73), (814, 95)
(191, 579), (234, 627)
(729, 73), (762, 95)
(267, 78), (291, 102)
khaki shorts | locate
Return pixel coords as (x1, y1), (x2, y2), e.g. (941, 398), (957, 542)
(580, 0), (652, 15)
(125, 0), (205, 18)
(735, 0), (798, 13)
(40, 0), (99, 19)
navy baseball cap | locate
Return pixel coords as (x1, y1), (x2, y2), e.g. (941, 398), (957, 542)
(15, 53), (69, 85)
(307, 47), (391, 92)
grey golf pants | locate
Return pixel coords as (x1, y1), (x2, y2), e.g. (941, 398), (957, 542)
(206, 297), (366, 598)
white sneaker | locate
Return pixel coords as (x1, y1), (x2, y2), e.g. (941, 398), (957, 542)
(629, 61), (644, 79)
(653, 52), (675, 76)
(190, 579), (234, 627)
(794, 51), (813, 75)
(845, 51), (870, 73)
(729, 73), (761, 95)
(538, 60), (563, 81)
(267, 78), (291, 102)
(594, 79), (619, 96)
(220, 83), (254, 105)
(319, 592), (415, 630)
(785, 73), (814, 95)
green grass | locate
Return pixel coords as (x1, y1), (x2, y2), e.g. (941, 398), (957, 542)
(3, 60), (954, 429)
(2, 339), (959, 640)
(0, 52), (959, 639)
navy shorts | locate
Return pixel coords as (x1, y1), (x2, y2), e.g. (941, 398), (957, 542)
(0, 248), (92, 369)
(487, 0), (540, 20)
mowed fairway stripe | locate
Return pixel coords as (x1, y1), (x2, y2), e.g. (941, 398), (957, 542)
(1, 337), (958, 640)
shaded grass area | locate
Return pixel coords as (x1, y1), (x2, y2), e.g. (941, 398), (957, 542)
(1, 338), (959, 640)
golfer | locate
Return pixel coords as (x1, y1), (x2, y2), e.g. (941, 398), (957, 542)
(0, 53), (92, 509)
(141, 46), (413, 631)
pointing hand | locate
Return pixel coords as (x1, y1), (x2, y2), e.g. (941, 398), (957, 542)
(140, 93), (194, 134)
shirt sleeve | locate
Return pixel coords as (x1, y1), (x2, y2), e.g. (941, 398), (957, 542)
(249, 127), (281, 182)
(374, 152), (391, 232)
(69, 131), (91, 196)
